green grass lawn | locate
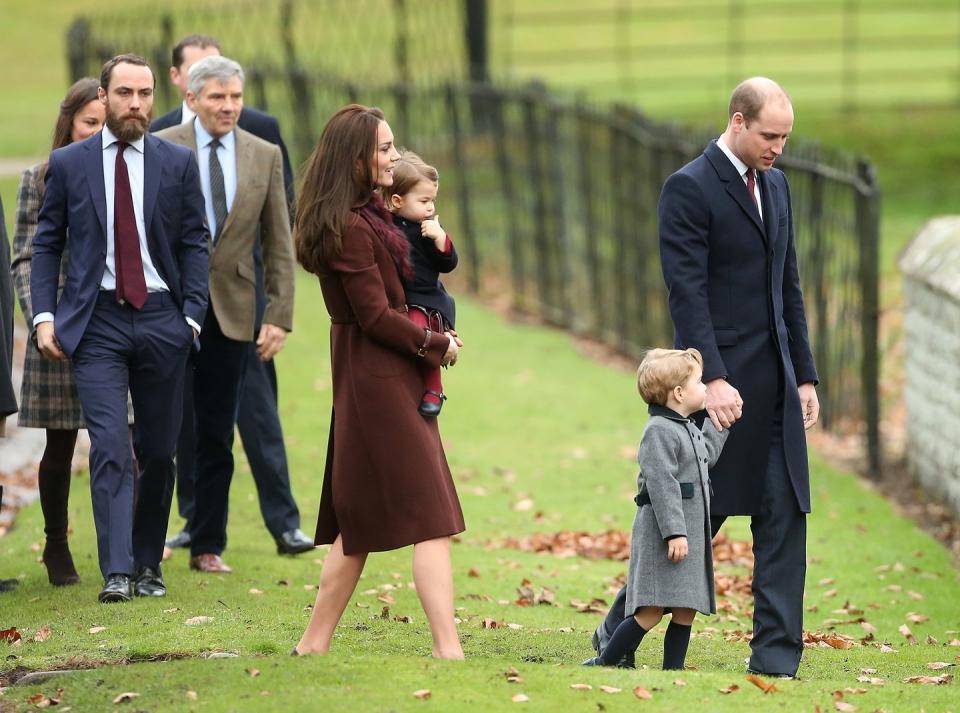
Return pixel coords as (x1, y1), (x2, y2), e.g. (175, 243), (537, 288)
(1, 279), (958, 711)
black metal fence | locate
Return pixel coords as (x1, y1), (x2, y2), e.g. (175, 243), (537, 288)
(64, 9), (882, 473)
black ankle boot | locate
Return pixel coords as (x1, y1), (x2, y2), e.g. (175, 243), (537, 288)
(43, 538), (80, 586)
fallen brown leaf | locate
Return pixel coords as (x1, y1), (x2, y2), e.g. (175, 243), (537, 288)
(718, 683), (740, 694)
(673, 679), (687, 686)
(898, 624), (918, 644)
(570, 684), (593, 691)
(246, 667), (260, 677)
(511, 693), (529, 702)
(248, 588), (263, 595)
(906, 613), (929, 625)
(468, 567), (480, 577)
(907, 591), (924, 600)
(842, 687), (867, 694)
(186, 690), (199, 701)
(88, 626), (107, 634)
(381, 606), (390, 620)
(746, 674), (778, 694)
(632, 686), (653, 700)
(32, 626), (51, 642)
(926, 662), (953, 670)
(599, 685), (621, 694)
(184, 616), (213, 626)
(1, 626), (23, 643)
(378, 593), (396, 605)
(856, 676), (884, 686)
(412, 689), (432, 699)
(902, 674), (952, 685)
(112, 692), (140, 704)
(834, 702), (856, 712)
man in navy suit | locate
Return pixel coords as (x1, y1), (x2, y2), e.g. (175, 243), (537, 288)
(593, 78), (819, 677)
(152, 35), (313, 557)
(32, 54), (209, 602)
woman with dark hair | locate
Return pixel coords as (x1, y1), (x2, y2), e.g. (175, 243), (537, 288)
(10, 77), (105, 586)
(292, 105), (465, 658)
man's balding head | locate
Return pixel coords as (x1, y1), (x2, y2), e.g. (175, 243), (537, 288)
(728, 77), (791, 126)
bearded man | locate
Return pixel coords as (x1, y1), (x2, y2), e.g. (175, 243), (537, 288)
(31, 54), (209, 603)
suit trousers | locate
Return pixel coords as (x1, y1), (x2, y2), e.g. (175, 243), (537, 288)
(188, 309), (249, 556)
(175, 346), (300, 537)
(597, 436), (806, 675)
(72, 291), (190, 577)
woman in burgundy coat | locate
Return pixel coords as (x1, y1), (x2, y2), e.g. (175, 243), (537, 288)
(292, 105), (465, 658)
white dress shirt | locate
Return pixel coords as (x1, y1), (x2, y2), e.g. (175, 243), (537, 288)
(180, 100), (196, 125)
(717, 136), (763, 221)
(194, 118), (237, 239)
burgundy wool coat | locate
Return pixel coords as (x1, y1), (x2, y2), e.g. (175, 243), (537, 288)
(313, 205), (465, 555)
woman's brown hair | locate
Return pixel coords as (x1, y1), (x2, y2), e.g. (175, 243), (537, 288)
(295, 104), (386, 275)
(39, 77), (102, 187)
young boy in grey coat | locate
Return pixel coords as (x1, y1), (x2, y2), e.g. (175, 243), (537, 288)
(585, 348), (730, 669)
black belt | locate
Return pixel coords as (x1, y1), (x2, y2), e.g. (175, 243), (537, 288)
(635, 481), (695, 506)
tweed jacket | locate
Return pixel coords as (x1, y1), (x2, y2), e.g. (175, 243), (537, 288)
(155, 123), (294, 341)
(625, 405), (729, 616)
(10, 164), (84, 429)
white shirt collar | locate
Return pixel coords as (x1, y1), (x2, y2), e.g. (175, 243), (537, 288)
(101, 125), (145, 153)
(181, 100), (196, 125)
(194, 117), (235, 152)
(716, 136), (750, 179)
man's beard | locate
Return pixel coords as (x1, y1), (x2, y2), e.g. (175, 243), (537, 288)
(105, 107), (150, 142)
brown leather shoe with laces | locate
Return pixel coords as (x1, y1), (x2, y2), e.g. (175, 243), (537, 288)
(189, 554), (233, 573)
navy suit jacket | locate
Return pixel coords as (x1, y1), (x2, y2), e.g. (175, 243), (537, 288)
(31, 132), (209, 357)
(658, 140), (818, 516)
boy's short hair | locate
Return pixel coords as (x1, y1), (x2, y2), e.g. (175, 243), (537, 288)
(636, 348), (703, 405)
(382, 149), (439, 200)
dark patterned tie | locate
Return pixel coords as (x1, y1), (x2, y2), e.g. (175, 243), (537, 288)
(114, 142), (147, 309)
(209, 138), (228, 241)
(746, 168), (761, 218)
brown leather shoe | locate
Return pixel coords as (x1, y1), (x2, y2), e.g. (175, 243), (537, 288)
(189, 554), (233, 573)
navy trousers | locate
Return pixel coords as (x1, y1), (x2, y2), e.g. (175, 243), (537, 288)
(188, 310), (249, 556)
(72, 291), (191, 578)
(597, 438), (807, 676)
(175, 345), (300, 538)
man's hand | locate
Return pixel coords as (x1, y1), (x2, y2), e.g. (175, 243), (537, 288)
(667, 536), (688, 563)
(421, 216), (447, 249)
(798, 382), (819, 430)
(256, 323), (288, 361)
(440, 333), (460, 367)
(36, 321), (66, 361)
(705, 378), (743, 431)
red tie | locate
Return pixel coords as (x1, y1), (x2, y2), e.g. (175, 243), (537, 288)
(746, 168), (760, 214)
(113, 142), (147, 309)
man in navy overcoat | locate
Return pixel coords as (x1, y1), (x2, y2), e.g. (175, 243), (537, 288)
(594, 77), (819, 678)
(31, 54), (209, 603)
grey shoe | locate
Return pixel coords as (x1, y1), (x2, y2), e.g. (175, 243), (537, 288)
(165, 530), (191, 549)
(276, 528), (315, 555)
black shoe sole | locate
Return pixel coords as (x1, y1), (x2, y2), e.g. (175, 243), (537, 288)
(98, 591), (132, 603)
(277, 544), (315, 555)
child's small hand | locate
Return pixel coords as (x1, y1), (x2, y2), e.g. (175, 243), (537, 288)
(421, 216), (446, 245)
(667, 536), (688, 563)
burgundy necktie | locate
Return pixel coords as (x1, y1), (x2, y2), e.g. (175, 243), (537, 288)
(746, 168), (761, 216)
(114, 142), (148, 309)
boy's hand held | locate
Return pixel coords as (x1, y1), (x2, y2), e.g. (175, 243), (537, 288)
(667, 536), (688, 562)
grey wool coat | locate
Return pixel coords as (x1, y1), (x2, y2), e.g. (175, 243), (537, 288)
(625, 405), (729, 616)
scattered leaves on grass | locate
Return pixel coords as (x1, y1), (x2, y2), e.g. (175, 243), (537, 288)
(381, 606), (390, 620)
(481, 618), (503, 629)
(819, 577), (835, 585)
(468, 567), (481, 577)
(248, 588), (263, 595)
(570, 684), (593, 691)
(88, 626), (107, 634)
(718, 684), (739, 694)
(184, 616), (214, 626)
(32, 626), (51, 642)
(908, 591), (924, 600)
(162, 607), (180, 613)
(834, 701), (856, 712)
(377, 593), (396, 605)
(673, 679), (687, 686)
(632, 686), (653, 700)
(394, 615), (413, 624)
(878, 644), (897, 653)
(186, 691), (199, 701)
(803, 630), (855, 649)
(511, 693), (529, 702)
(412, 689), (431, 700)
(899, 624), (918, 644)
(569, 598), (608, 614)
(246, 668), (260, 677)
(26, 687), (63, 708)
(112, 692), (139, 704)
(856, 676), (885, 686)
(746, 674), (779, 694)
(926, 634), (938, 645)
(1, 626), (22, 643)
(514, 498), (534, 512)
(906, 613), (929, 625)
(599, 686), (621, 694)
(503, 667), (523, 683)
(926, 661), (953, 669)
(902, 674), (952, 685)
(823, 588), (839, 599)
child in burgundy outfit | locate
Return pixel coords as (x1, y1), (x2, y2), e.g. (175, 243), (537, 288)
(383, 151), (458, 416)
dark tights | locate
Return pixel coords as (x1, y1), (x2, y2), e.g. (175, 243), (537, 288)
(38, 429), (80, 585)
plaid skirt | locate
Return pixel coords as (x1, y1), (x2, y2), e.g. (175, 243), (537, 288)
(18, 341), (85, 429)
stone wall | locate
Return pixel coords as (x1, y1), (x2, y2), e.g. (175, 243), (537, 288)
(899, 216), (960, 516)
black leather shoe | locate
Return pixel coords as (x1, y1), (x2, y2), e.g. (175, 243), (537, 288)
(98, 574), (132, 603)
(134, 566), (166, 597)
(418, 391), (446, 417)
(165, 530), (191, 549)
(582, 656), (605, 666)
(276, 529), (315, 555)
(0, 578), (19, 593)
